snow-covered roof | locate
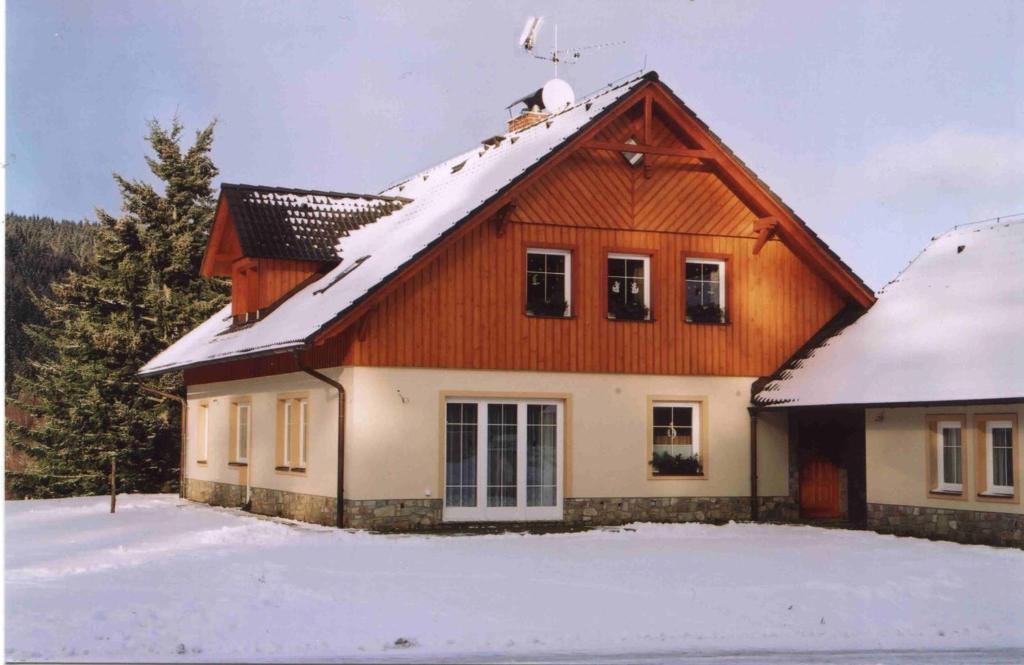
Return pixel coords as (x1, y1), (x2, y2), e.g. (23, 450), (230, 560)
(139, 74), (647, 376)
(755, 218), (1024, 407)
(221, 184), (409, 263)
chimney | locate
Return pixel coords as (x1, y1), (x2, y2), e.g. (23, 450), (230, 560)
(508, 105), (549, 133)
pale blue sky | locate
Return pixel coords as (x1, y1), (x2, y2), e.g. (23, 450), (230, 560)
(7, 1), (1023, 289)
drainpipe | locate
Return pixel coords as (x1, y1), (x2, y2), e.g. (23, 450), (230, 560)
(139, 383), (188, 499)
(293, 351), (346, 528)
(748, 406), (760, 522)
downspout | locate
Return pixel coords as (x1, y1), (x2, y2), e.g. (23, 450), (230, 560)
(139, 383), (188, 499)
(293, 351), (346, 529)
(748, 406), (760, 522)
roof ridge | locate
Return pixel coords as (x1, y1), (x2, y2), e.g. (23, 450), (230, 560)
(221, 182), (411, 203)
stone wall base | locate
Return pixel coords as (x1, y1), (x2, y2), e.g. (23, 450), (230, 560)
(868, 502), (1024, 548)
(182, 477), (246, 508)
(565, 496), (760, 525)
(344, 498), (442, 530)
(250, 487), (337, 527)
(758, 495), (800, 523)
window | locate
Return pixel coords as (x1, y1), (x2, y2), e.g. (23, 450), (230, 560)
(196, 402), (209, 463)
(444, 397), (564, 521)
(685, 258), (726, 323)
(650, 401), (703, 477)
(277, 395), (310, 471)
(987, 421), (1014, 495)
(526, 249), (571, 317)
(976, 414), (1018, 499)
(935, 421), (963, 492)
(607, 253), (650, 320)
(299, 398), (309, 468)
(235, 402), (250, 463)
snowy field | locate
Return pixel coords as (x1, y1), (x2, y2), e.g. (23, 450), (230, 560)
(5, 495), (1024, 664)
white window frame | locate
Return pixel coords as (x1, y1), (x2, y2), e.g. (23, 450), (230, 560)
(298, 398), (309, 468)
(651, 401), (702, 476)
(986, 420), (1014, 496)
(197, 403), (209, 463)
(443, 397), (564, 522)
(282, 401), (292, 467)
(685, 258), (726, 321)
(935, 420), (963, 493)
(607, 252), (651, 320)
(236, 403), (250, 463)
(526, 248), (572, 317)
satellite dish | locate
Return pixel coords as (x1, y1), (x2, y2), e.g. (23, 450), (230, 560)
(541, 78), (575, 112)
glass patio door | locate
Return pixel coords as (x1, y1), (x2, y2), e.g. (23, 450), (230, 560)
(444, 398), (563, 521)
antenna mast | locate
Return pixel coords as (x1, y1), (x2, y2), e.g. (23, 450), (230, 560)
(517, 16), (624, 76)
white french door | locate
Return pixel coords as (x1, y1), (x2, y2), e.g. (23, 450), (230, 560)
(444, 398), (564, 522)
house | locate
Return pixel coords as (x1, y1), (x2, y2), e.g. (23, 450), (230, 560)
(140, 71), (879, 531)
(754, 219), (1024, 547)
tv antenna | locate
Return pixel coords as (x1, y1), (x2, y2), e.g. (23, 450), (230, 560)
(518, 16), (625, 77)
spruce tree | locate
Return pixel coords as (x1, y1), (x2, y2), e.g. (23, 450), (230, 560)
(9, 120), (228, 498)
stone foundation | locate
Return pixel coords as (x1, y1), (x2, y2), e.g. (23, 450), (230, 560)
(182, 477), (246, 508)
(250, 487), (337, 527)
(564, 496), (756, 525)
(345, 498), (442, 530)
(758, 495), (800, 522)
(868, 502), (1024, 548)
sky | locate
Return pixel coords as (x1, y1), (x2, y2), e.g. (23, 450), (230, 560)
(6, 0), (1023, 290)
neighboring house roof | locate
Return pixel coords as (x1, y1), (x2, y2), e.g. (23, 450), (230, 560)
(755, 218), (1024, 408)
(220, 184), (408, 263)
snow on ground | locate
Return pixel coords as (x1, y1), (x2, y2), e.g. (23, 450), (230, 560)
(5, 495), (1024, 663)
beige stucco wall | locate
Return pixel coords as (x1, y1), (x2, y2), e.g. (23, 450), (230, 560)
(186, 369), (347, 499)
(866, 403), (1024, 515)
(186, 366), (789, 503)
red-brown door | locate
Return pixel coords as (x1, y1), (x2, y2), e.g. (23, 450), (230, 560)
(800, 454), (841, 518)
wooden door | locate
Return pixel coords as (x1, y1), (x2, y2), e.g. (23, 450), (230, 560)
(800, 454), (840, 518)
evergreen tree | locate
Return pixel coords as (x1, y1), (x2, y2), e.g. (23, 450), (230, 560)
(9, 120), (228, 498)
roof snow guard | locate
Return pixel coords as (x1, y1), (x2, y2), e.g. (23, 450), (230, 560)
(755, 218), (1024, 408)
(222, 184), (409, 263)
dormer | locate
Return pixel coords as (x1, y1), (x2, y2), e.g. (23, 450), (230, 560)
(202, 184), (408, 324)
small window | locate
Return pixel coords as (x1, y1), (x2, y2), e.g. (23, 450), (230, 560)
(987, 421), (1014, 495)
(607, 253), (650, 321)
(299, 398), (309, 468)
(936, 421), (963, 492)
(651, 402), (702, 477)
(236, 403), (250, 463)
(685, 258), (726, 323)
(621, 137), (644, 166)
(282, 401), (292, 467)
(526, 249), (571, 317)
(196, 403), (209, 463)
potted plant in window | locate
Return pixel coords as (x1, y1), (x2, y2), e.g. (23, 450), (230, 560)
(686, 303), (725, 324)
(527, 298), (568, 317)
(608, 299), (649, 321)
(651, 452), (703, 476)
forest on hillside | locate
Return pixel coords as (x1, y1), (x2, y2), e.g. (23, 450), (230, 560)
(5, 214), (100, 393)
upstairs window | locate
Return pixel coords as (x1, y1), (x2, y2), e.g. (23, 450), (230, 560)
(685, 258), (726, 324)
(526, 249), (571, 317)
(935, 421), (963, 493)
(650, 401), (703, 477)
(607, 253), (650, 321)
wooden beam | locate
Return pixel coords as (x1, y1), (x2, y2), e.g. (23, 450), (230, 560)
(752, 227), (774, 255)
(646, 85), (874, 306)
(491, 201), (517, 238)
(581, 141), (715, 160)
(752, 217), (778, 255)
